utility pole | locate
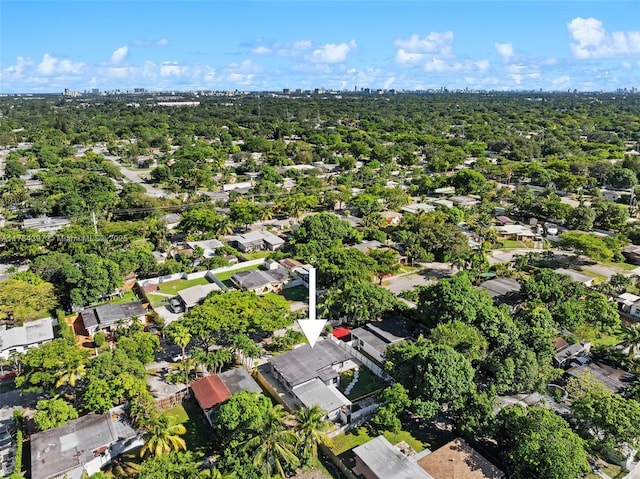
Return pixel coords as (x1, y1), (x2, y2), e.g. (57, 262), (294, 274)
(91, 211), (98, 235)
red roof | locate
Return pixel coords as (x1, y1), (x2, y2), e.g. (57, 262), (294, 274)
(190, 375), (232, 410)
(333, 326), (352, 340)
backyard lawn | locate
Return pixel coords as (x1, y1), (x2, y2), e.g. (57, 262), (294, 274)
(157, 276), (212, 295)
(337, 367), (386, 401)
(283, 285), (308, 302)
(331, 426), (427, 456)
(166, 398), (215, 453)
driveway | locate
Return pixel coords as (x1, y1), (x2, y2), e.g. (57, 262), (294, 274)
(0, 380), (40, 421)
(382, 263), (455, 295)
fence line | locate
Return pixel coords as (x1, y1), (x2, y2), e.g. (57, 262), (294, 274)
(328, 335), (392, 381)
(155, 389), (188, 410)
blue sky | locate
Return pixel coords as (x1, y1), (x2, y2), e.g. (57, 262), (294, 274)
(1, 0), (639, 93)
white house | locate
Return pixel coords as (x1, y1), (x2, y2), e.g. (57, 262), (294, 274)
(0, 317), (54, 359)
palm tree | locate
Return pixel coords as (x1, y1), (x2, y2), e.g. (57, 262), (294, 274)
(243, 404), (300, 478)
(55, 361), (86, 390)
(167, 323), (191, 362)
(619, 324), (640, 359)
(215, 217), (234, 237)
(206, 348), (233, 374)
(294, 405), (333, 461)
(139, 413), (187, 458)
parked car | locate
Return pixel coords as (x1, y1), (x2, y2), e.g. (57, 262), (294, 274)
(169, 297), (184, 313)
(172, 354), (187, 362)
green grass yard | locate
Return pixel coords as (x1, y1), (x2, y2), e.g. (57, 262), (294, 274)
(337, 367), (386, 401)
(283, 285), (308, 302)
(166, 398), (215, 453)
(330, 426), (426, 456)
(156, 276), (212, 295)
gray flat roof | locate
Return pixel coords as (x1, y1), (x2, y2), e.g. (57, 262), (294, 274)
(231, 269), (289, 290)
(81, 301), (146, 330)
(479, 277), (521, 298)
(219, 367), (262, 395)
(178, 283), (221, 307)
(0, 318), (54, 353)
(30, 412), (136, 479)
(351, 318), (413, 355)
(293, 378), (351, 413)
(353, 435), (431, 479)
(269, 339), (352, 387)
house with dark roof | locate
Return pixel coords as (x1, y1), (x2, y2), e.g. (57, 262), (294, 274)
(350, 317), (414, 364)
(0, 317), (54, 359)
(79, 301), (146, 336)
(228, 230), (285, 252)
(268, 339), (356, 422)
(30, 410), (141, 479)
(478, 277), (521, 305)
(566, 361), (636, 394)
(230, 268), (290, 295)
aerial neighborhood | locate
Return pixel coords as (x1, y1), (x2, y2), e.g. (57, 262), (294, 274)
(2, 90), (640, 479)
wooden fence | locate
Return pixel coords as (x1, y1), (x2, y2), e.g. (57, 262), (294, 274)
(155, 389), (188, 410)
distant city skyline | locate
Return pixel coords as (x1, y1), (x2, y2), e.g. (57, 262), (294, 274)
(1, 0), (639, 94)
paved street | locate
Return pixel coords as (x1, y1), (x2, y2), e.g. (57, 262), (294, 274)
(0, 380), (40, 421)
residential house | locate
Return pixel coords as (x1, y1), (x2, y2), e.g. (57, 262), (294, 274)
(352, 240), (384, 254)
(0, 317), (54, 359)
(350, 317), (414, 364)
(449, 195), (481, 207)
(222, 181), (253, 193)
(616, 292), (640, 319)
(566, 361), (636, 395)
(478, 277), (521, 305)
(79, 301), (147, 336)
(186, 239), (224, 258)
(553, 338), (591, 369)
(492, 224), (536, 241)
(401, 203), (436, 215)
(190, 367), (262, 425)
(268, 339), (356, 422)
(622, 244), (640, 265)
(417, 438), (505, 479)
(353, 436), (505, 479)
(278, 258), (305, 272)
(30, 410), (142, 479)
(229, 230), (285, 252)
(176, 283), (221, 311)
(230, 268), (290, 295)
(22, 216), (70, 233)
(380, 211), (403, 226)
(555, 268), (595, 287)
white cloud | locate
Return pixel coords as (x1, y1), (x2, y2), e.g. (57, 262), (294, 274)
(156, 38), (169, 47)
(495, 43), (515, 62)
(310, 40), (356, 63)
(395, 49), (425, 66)
(37, 53), (57, 75)
(394, 32), (454, 56)
(36, 53), (84, 76)
(227, 59), (263, 74)
(4, 56), (33, 76)
(249, 40), (312, 57)
(568, 17), (640, 59)
(110, 46), (129, 64)
(252, 46), (272, 55)
(160, 61), (188, 77)
(551, 75), (572, 89)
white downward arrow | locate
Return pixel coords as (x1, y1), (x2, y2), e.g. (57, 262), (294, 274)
(297, 266), (327, 348)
